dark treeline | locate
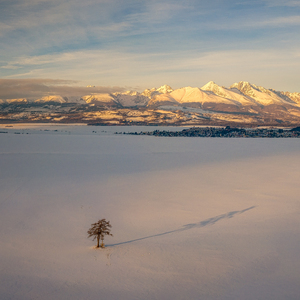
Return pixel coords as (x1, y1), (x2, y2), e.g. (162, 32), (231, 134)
(118, 126), (300, 138)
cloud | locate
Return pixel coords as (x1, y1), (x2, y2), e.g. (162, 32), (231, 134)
(261, 15), (300, 26)
(0, 1), (131, 54)
(3, 52), (78, 68)
(1, 46), (300, 94)
(0, 79), (125, 100)
(1, 0), (299, 58)
(0, 0), (192, 64)
(204, 14), (300, 31)
(264, 0), (300, 7)
(1, 0), (300, 93)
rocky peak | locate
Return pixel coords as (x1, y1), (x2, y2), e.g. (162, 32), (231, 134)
(201, 81), (217, 90)
(201, 81), (228, 98)
(230, 81), (258, 98)
(156, 85), (173, 94)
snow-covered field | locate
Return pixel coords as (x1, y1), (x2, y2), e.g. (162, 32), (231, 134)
(0, 124), (300, 300)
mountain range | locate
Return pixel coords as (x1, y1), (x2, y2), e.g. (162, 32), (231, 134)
(82, 81), (300, 110)
(2, 81), (300, 108)
(1, 81), (300, 126)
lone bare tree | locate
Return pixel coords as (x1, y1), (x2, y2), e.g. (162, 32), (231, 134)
(87, 219), (112, 248)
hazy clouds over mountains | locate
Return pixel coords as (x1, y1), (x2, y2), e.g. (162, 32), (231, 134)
(0, 79), (126, 101)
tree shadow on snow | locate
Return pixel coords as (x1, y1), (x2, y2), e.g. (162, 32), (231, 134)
(108, 206), (256, 247)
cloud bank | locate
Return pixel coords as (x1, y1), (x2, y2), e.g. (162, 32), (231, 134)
(0, 79), (125, 100)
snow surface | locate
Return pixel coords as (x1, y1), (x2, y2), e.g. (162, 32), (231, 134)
(0, 124), (300, 300)
(230, 82), (295, 106)
(169, 86), (238, 105)
(6, 98), (28, 104)
(201, 81), (256, 106)
(81, 93), (116, 105)
(35, 95), (66, 103)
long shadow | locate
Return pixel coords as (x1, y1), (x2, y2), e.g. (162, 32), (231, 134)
(108, 206), (256, 247)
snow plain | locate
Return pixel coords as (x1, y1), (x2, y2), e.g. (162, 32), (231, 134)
(0, 124), (300, 300)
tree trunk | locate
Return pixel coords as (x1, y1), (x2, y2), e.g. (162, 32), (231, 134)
(96, 235), (100, 248)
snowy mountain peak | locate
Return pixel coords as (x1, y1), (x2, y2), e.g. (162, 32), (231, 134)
(156, 85), (173, 94)
(6, 98), (28, 104)
(229, 81), (298, 105)
(201, 81), (217, 90)
(201, 81), (230, 99)
(230, 81), (253, 90)
(281, 91), (300, 104)
(230, 81), (259, 98)
(141, 85), (173, 100)
(35, 95), (66, 103)
(124, 90), (139, 96)
(81, 93), (116, 105)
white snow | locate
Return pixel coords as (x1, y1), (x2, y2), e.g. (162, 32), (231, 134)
(81, 93), (116, 105)
(3, 82), (298, 110)
(230, 81), (297, 106)
(147, 93), (179, 106)
(6, 98), (28, 104)
(170, 86), (239, 105)
(201, 81), (256, 105)
(0, 124), (300, 300)
(156, 84), (173, 94)
(35, 95), (66, 103)
(112, 93), (149, 107)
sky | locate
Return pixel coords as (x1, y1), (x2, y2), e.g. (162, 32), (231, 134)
(0, 0), (300, 98)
